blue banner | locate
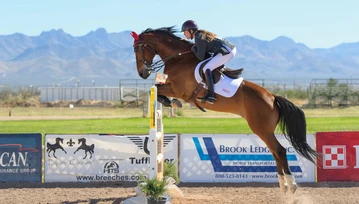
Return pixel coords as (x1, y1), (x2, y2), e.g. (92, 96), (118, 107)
(0, 134), (42, 182)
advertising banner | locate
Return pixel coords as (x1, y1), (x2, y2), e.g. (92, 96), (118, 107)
(180, 134), (315, 182)
(316, 131), (359, 181)
(44, 134), (178, 182)
(0, 133), (42, 182)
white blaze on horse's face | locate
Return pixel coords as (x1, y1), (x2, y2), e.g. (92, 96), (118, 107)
(131, 31), (156, 79)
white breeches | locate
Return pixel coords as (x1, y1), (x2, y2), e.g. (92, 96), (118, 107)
(203, 45), (237, 73)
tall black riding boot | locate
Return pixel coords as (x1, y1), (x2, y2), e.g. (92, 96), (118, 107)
(197, 69), (216, 104)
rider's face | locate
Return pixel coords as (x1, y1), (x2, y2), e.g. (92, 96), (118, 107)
(183, 30), (191, 39)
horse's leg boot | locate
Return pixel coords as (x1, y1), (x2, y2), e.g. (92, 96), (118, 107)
(171, 99), (182, 108)
(197, 69), (217, 104)
(158, 95), (172, 107)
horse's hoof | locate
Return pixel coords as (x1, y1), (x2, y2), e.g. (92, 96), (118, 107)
(280, 186), (288, 194)
(172, 99), (182, 108)
(289, 185), (297, 194)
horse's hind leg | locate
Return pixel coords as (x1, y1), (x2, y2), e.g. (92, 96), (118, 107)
(268, 134), (298, 194)
(245, 99), (297, 194)
(261, 133), (297, 194)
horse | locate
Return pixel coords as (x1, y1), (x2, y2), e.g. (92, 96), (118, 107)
(130, 26), (318, 194)
(47, 137), (67, 158)
(74, 138), (95, 159)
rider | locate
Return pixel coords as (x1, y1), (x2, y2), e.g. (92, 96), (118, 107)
(181, 20), (237, 104)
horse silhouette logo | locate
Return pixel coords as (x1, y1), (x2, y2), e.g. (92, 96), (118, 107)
(47, 137), (67, 158)
(73, 138), (95, 159)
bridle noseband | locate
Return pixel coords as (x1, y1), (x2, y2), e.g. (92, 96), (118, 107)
(133, 40), (159, 72)
(133, 35), (192, 73)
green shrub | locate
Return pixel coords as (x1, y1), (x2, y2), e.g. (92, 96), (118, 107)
(164, 161), (179, 184)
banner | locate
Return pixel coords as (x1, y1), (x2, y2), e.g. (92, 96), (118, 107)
(44, 134), (178, 182)
(316, 131), (359, 181)
(180, 134), (315, 182)
(0, 134), (42, 182)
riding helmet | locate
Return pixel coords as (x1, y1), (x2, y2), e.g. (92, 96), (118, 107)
(181, 20), (198, 32)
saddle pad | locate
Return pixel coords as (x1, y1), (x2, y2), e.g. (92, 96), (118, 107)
(194, 60), (244, 98)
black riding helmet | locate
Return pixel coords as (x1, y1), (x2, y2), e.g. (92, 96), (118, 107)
(181, 20), (198, 32)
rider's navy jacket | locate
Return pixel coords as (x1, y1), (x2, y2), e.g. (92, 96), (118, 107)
(191, 31), (235, 60)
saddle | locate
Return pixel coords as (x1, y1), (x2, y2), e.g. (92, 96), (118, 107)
(198, 60), (244, 84)
(186, 61), (244, 112)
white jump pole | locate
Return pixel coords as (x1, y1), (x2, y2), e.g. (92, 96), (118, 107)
(149, 85), (164, 181)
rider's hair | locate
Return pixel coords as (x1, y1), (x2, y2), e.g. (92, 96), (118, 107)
(197, 29), (217, 42)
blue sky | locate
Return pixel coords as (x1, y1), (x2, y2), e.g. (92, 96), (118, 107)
(1, 0), (357, 48)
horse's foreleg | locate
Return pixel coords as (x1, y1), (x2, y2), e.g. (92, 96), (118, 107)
(83, 151), (87, 159)
(156, 84), (182, 108)
(53, 150), (57, 159)
(158, 95), (172, 107)
(61, 147), (67, 154)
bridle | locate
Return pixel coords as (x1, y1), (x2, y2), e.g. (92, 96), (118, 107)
(132, 32), (192, 73)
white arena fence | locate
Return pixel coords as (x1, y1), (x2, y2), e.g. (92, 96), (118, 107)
(1, 131), (358, 183)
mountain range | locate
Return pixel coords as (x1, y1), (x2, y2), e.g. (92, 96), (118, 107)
(0, 28), (358, 87)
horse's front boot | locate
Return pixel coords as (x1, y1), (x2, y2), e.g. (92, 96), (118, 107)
(171, 99), (182, 108)
(197, 69), (216, 104)
(158, 95), (172, 107)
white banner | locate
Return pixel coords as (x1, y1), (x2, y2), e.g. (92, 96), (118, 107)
(180, 134), (315, 182)
(44, 134), (178, 182)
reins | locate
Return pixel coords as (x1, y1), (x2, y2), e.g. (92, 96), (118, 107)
(150, 50), (192, 72)
(134, 40), (192, 73)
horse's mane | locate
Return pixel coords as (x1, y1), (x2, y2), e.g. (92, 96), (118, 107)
(141, 26), (193, 46)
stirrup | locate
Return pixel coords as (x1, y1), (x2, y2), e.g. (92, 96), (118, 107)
(196, 95), (216, 104)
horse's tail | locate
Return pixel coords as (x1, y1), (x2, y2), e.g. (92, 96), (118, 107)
(275, 96), (318, 163)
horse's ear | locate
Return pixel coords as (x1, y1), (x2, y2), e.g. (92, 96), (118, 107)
(131, 31), (139, 41)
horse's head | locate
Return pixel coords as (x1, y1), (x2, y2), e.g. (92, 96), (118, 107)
(131, 26), (193, 79)
(78, 138), (86, 144)
(131, 31), (157, 79)
(56, 137), (64, 144)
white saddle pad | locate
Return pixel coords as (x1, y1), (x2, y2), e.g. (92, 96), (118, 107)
(194, 60), (244, 98)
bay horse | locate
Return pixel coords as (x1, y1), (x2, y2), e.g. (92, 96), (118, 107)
(130, 26), (317, 193)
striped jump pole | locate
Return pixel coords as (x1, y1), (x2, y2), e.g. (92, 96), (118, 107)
(149, 85), (164, 181)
